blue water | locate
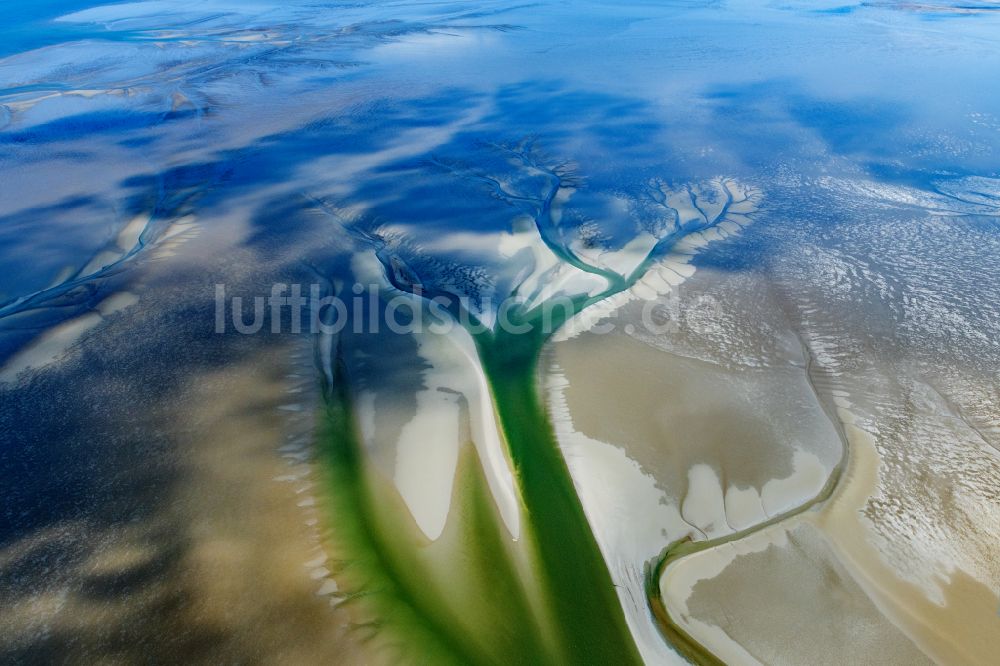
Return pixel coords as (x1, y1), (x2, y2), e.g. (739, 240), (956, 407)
(1, 0), (997, 479)
(0, 0), (998, 402)
(1, 1), (997, 310)
(1, 2), (999, 661)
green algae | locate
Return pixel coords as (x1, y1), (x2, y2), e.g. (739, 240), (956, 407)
(318, 356), (563, 664)
(317, 301), (644, 664)
(312, 172), (761, 663)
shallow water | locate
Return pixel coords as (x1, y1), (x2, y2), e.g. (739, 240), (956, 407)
(2, 1), (999, 663)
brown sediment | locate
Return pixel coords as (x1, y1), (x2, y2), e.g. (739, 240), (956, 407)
(553, 327), (842, 514)
(644, 400), (849, 663)
(0, 344), (365, 664)
(650, 408), (1000, 665)
(156, 348), (363, 663)
(815, 421), (1000, 666)
(645, 457), (846, 665)
(669, 521), (933, 664)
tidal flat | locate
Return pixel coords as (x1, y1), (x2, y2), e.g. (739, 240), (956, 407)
(2, 0), (999, 664)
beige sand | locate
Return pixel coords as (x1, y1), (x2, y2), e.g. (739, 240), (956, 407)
(0, 344), (365, 663)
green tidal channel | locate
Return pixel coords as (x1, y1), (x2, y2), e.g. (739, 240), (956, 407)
(476, 320), (643, 664)
(320, 359), (553, 664)
(317, 294), (643, 664)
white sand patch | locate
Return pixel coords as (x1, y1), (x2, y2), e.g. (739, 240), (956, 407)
(404, 228), (508, 256)
(341, 283), (521, 539)
(524, 264), (606, 310)
(549, 248), (701, 342)
(724, 485), (767, 532)
(681, 464), (732, 538)
(441, 326), (521, 539)
(0, 312), (102, 383)
(630, 281), (658, 301)
(393, 389), (461, 541)
(117, 213), (150, 251)
(96, 291), (139, 316)
(661, 254), (697, 279)
(760, 449), (827, 517)
(638, 269), (671, 294)
(499, 214), (608, 311)
(550, 291), (632, 342)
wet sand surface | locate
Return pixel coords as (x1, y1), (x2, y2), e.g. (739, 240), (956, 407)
(552, 327), (841, 510)
(549, 235), (1000, 663)
(2, 0), (1000, 662)
(0, 239), (363, 663)
(679, 523), (932, 665)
